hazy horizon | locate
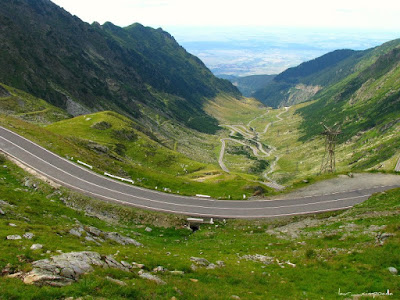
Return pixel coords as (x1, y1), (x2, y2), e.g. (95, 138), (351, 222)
(50, 0), (400, 76)
(168, 27), (399, 76)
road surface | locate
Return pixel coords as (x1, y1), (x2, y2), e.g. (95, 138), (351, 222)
(1, 126), (399, 219)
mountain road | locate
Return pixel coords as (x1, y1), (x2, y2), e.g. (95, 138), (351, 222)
(1, 126), (399, 219)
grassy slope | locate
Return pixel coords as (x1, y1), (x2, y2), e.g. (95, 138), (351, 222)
(0, 155), (399, 299)
(0, 83), (70, 123)
(254, 103), (399, 186)
(1, 112), (267, 200)
(204, 94), (266, 125)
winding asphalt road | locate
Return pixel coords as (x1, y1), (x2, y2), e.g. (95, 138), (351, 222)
(1, 126), (399, 219)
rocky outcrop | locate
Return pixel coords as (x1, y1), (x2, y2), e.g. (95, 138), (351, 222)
(190, 257), (225, 270)
(241, 254), (274, 265)
(69, 225), (142, 247)
(138, 270), (166, 285)
(21, 251), (128, 287)
(6, 235), (22, 240)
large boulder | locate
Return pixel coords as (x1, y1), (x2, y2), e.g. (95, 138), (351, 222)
(22, 251), (128, 286)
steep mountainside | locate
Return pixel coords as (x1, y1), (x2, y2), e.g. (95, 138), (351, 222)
(253, 49), (365, 107)
(219, 74), (276, 97)
(0, 0), (239, 133)
(297, 39), (400, 169)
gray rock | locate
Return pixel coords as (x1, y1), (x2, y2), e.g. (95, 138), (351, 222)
(9, 223), (17, 227)
(153, 266), (167, 273)
(170, 270), (184, 275)
(138, 270), (166, 285)
(23, 232), (34, 239)
(376, 232), (394, 244)
(206, 263), (217, 270)
(131, 262), (145, 269)
(104, 232), (142, 247)
(22, 251), (129, 286)
(7, 235), (22, 240)
(84, 236), (99, 244)
(0, 208), (4, 215)
(241, 254), (274, 265)
(85, 226), (102, 237)
(66, 96), (92, 117)
(145, 227), (152, 232)
(388, 267), (398, 275)
(24, 178), (37, 189)
(190, 257), (210, 266)
(69, 228), (82, 237)
(87, 142), (109, 154)
(30, 244), (43, 250)
(120, 261), (133, 269)
(231, 296), (241, 300)
(106, 276), (127, 286)
(216, 261), (225, 267)
(0, 200), (11, 206)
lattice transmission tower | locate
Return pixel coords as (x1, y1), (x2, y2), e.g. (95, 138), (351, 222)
(320, 123), (341, 173)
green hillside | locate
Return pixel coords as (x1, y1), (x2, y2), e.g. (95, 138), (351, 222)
(0, 0), (239, 133)
(0, 83), (70, 123)
(1, 154), (399, 299)
(253, 49), (362, 107)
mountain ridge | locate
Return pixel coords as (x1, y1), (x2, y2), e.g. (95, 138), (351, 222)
(0, 0), (240, 133)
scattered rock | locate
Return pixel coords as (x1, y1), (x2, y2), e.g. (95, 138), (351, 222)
(170, 270), (184, 275)
(23, 232), (34, 239)
(69, 228), (82, 237)
(153, 266), (167, 273)
(190, 257), (210, 266)
(216, 261), (225, 267)
(388, 267), (398, 275)
(376, 232), (394, 245)
(138, 270), (166, 285)
(23, 178), (38, 189)
(69, 225), (142, 247)
(7, 272), (24, 279)
(231, 296), (241, 300)
(1, 263), (13, 276)
(206, 263), (217, 270)
(87, 142), (109, 154)
(9, 223), (17, 227)
(189, 278), (198, 283)
(106, 276), (127, 286)
(241, 254), (274, 265)
(21, 251), (128, 286)
(121, 261), (133, 269)
(0, 200), (11, 206)
(131, 262), (145, 269)
(85, 236), (99, 244)
(0, 208), (4, 215)
(145, 227), (152, 232)
(104, 232), (142, 247)
(7, 235), (22, 240)
(85, 226), (102, 237)
(30, 244), (43, 250)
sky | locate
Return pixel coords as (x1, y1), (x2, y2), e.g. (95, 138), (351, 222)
(51, 0), (400, 30)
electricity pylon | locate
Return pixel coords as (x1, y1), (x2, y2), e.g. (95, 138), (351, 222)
(320, 123), (341, 173)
